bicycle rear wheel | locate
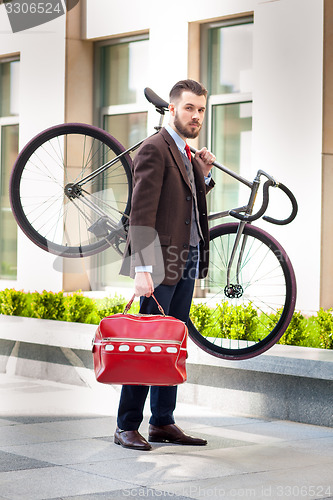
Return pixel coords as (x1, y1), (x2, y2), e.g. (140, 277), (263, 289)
(189, 223), (296, 360)
(10, 123), (132, 257)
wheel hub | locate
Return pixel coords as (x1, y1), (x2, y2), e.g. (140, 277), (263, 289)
(64, 183), (82, 199)
(224, 284), (244, 298)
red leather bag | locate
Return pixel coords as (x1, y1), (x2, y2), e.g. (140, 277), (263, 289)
(92, 294), (188, 386)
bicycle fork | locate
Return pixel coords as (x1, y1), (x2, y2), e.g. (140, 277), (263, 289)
(224, 221), (247, 298)
(225, 177), (260, 298)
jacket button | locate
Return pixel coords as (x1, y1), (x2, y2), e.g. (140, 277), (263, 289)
(185, 219), (190, 225)
(186, 196), (191, 201)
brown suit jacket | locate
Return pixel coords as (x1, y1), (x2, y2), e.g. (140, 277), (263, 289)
(120, 127), (214, 286)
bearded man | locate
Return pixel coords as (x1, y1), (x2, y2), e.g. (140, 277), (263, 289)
(116, 79), (215, 451)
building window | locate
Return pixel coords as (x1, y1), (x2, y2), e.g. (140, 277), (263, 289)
(94, 36), (149, 290)
(201, 17), (253, 219)
(0, 58), (19, 280)
(97, 35), (149, 148)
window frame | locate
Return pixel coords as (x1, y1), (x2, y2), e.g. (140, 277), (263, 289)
(200, 16), (254, 152)
(93, 35), (150, 290)
(207, 92), (252, 154)
(94, 34), (150, 134)
(199, 15), (254, 232)
(0, 56), (20, 281)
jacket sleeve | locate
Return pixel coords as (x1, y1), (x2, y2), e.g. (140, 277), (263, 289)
(205, 176), (215, 193)
(129, 141), (165, 268)
(192, 157), (215, 195)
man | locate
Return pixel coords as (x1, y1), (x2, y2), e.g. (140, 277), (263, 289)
(116, 79), (215, 451)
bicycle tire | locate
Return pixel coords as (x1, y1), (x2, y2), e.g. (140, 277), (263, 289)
(188, 223), (297, 360)
(10, 123), (132, 257)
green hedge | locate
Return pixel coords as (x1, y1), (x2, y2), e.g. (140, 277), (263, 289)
(0, 288), (137, 325)
(189, 301), (331, 350)
(0, 288), (332, 349)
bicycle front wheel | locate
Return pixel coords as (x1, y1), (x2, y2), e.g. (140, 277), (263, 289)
(10, 123), (132, 257)
(189, 223), (297, 360)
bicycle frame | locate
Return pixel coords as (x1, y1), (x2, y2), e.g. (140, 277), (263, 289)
(68, 90), (297, 279)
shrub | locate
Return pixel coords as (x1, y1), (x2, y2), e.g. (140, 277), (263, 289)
(217, 302), (259, 341)
(96, 293), (128, 320)
(190, 303), (216, 337)
(0, 288), (28, 316)
(277, 310), (306, 346)
(64, 291), (95, 323)
(315, 308), (333, 349)
(30, 290), (66, 320)
(302, 316), (321, 348)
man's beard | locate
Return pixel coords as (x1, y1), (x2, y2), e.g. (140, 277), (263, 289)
(174, 112), (202, 139)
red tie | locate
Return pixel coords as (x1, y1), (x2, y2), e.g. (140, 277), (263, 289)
(185, 143), (192, 162)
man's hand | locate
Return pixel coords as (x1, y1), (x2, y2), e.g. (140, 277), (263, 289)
(134, 272), (154, 297)
(194, 147), (216, 177)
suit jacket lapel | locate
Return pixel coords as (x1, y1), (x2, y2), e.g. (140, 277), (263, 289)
(160, 128), (192, 191)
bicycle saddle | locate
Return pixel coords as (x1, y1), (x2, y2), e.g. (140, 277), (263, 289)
(144, 88), (169, 114)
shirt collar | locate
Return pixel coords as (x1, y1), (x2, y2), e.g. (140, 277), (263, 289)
(165, 124), (186, 156)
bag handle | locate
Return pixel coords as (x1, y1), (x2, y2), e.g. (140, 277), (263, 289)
(123, 294), (166, 316)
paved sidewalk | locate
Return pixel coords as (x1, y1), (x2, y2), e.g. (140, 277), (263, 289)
(0, 374), (332, 500)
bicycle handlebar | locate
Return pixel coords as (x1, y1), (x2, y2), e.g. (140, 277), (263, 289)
(262, 182), (298, 225)
(230, 181), (298, 225)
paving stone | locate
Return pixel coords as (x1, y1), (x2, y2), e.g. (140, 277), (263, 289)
(0, 450), (52, 472)
(0, 467), (136, 500)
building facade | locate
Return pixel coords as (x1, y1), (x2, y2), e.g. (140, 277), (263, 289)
(0, 0), (331, 314)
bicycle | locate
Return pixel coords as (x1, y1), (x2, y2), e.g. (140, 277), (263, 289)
(9, 88), (298, 361)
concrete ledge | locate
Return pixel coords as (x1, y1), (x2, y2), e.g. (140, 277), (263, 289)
(0, 315), (95, 387)
(0, 315), (332, 427)
(179, 342), (333, 428)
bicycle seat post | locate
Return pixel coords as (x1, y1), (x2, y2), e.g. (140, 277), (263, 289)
(154, 109), (166, 131)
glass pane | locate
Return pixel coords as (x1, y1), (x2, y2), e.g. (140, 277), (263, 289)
(101, 39), (149, 106)
(0, 61), (20, 117)
(209, 102), (252, 217)
(209, 23), (253, 94)
(104, 112), (147, 149)
(0, 124), (19, 279)
(96, 112), (147, 288)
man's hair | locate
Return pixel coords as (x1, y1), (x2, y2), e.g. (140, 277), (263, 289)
(169, 79), (208, 102)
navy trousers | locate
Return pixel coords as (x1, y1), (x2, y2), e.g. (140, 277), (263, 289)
(117, 246), (198, 430)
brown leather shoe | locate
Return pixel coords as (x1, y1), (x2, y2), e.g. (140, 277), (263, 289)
(114, 428), (152, 451)
(148, 424), (207, 446)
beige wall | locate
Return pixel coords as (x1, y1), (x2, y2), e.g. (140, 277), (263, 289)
(0, 3), (66, 293)
(321, 0), (333, 309)
(0, 0), (327, 308)
(63, 0), (94, 291)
